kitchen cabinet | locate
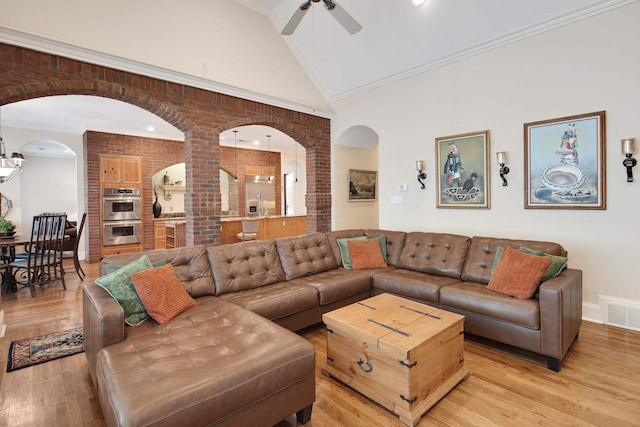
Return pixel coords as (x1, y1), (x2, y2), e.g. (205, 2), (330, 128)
(220, 215), (306, 245)
(245, 166), (275, 177)
(100, 155), (143, 188)
(101, 243), (143, 258)
(153, 219), (171, 249)
(166, 222), (186, 249)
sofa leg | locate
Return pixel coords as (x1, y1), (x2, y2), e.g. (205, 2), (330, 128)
(546, 357), (561, 372)
(296, 404), (313, 424)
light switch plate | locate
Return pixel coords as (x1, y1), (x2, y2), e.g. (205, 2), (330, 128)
(391, 196), (403, 204)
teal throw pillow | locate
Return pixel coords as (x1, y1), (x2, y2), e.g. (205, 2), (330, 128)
(95, 255), (154, 326)
(519, 246), (568, 282)
(337, 236), (367, 269)
(106, 259), (167, 274)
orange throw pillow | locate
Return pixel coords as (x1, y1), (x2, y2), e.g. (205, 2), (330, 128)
(348, 239), (387, 270)
(131, 263), (197, 324)
(487, 246), (551, 299)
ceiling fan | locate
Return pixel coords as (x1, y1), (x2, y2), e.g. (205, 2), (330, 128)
(281, 0), (362, 35)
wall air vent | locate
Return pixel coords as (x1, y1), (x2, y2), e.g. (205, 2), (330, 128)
(601, 296), (640, 332)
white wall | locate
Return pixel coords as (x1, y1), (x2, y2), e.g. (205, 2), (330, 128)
(331, 3), (640, 319)
(281, 150), (307, 216)
(153, 163), (186, 214)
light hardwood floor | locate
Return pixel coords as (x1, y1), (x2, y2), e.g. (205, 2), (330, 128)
(1, 261), (639, 427)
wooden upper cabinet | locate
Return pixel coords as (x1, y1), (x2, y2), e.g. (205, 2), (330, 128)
(100, 155), (143, 187)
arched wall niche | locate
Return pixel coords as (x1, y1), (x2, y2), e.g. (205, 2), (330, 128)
(0, 42), (331, 262)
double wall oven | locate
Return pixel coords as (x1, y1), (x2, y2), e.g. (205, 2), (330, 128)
(102, 188), (142, 246)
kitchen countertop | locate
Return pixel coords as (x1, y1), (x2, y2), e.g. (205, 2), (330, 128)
(220, 215), (306, 222)
(154, 214), (306, 221)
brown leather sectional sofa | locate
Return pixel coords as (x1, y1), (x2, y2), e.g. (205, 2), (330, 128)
(84, 229), (582, 426)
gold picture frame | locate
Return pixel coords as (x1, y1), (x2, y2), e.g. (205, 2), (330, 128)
(436, 130), (490, 209)
(524, 111), (606, 209)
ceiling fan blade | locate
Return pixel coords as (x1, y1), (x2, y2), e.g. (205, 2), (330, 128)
(324, 1), (362, 35)
(281, 1), (311, 35)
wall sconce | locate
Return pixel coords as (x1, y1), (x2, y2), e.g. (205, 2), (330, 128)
(496, 152), (509, 186)
(621, 138), (637, 182)
(416, 160), (427, 189)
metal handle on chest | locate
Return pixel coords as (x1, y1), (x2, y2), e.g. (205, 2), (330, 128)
(357, 357), (373, 372)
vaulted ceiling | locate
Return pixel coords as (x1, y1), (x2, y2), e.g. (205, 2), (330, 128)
(236, 0), (631, 101)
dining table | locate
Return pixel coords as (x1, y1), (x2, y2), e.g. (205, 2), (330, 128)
(0, 236), (31, 294)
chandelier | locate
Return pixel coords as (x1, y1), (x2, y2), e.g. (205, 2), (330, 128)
(0, 107), (25, 183)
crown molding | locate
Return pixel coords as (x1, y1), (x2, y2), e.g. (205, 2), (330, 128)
(0, 26), (335, 119)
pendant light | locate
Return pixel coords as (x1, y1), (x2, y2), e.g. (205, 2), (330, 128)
(266, 134), (274, 183)
(0, 107), (26, 183)
(233, 130), (239, 182)
(294, 141), (299, 183)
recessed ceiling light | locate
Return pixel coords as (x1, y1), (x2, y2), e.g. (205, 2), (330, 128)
(253, 140), (260, 145)
(413, 0), (426, 5)
(147, 125), (155, 132)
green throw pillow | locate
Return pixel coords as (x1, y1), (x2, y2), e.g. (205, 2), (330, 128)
(519, 246), (568, 282)
(95, 255), (154, 326)
(367, 235), (388, 264)
(106, 259), (167, 274)
(337, 236), (367, 269)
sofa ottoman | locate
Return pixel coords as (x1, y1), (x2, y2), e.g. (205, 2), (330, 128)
(95, 296), (315, 427)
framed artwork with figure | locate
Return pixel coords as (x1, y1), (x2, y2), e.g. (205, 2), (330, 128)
(524, 111), (606, 210)
(436, 130), (490, 209)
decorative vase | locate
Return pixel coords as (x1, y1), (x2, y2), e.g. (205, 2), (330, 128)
(152, 197), (162, 218)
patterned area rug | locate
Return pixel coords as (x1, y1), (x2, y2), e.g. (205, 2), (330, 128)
(6, 327), (84, 372)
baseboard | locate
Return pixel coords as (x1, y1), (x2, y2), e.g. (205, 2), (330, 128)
(582, 302), (603, 324)
(583, 296), (640, 332)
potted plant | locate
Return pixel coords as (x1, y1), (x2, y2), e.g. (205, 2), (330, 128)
(0, 217), (16, 237)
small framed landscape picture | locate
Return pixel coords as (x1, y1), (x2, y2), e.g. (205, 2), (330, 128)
(436, 130), (490, 209)
(524, 111), (606, 210)
(348, 169), (377, 201)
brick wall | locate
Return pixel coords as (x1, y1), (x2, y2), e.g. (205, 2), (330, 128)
(0, 42), (331, 258)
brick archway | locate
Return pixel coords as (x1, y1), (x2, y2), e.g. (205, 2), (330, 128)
(0, 43), (331, 258)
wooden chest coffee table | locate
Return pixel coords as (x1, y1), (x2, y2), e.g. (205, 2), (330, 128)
(321, 293), (469, 426)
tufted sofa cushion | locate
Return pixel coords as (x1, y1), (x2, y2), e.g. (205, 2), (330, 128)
(275, 233), (339, 280)
(397, 232), (471, 279)
(207, 240), (286, 296)
(461, 236), (566, 285)
(96, 296), (316, 427)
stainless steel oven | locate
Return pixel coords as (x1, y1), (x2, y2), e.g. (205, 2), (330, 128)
(102, 188), (142, 221)
(102, 220), (142, 246)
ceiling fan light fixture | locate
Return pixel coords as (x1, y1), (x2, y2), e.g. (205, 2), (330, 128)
(281, 0), (362, 35)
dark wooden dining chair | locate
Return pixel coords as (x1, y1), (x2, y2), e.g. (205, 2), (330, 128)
(9, 214), (67, 297)
(62, 212), (86, 280)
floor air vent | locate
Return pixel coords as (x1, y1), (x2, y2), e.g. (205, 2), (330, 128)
(601, 296), (640, 332)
